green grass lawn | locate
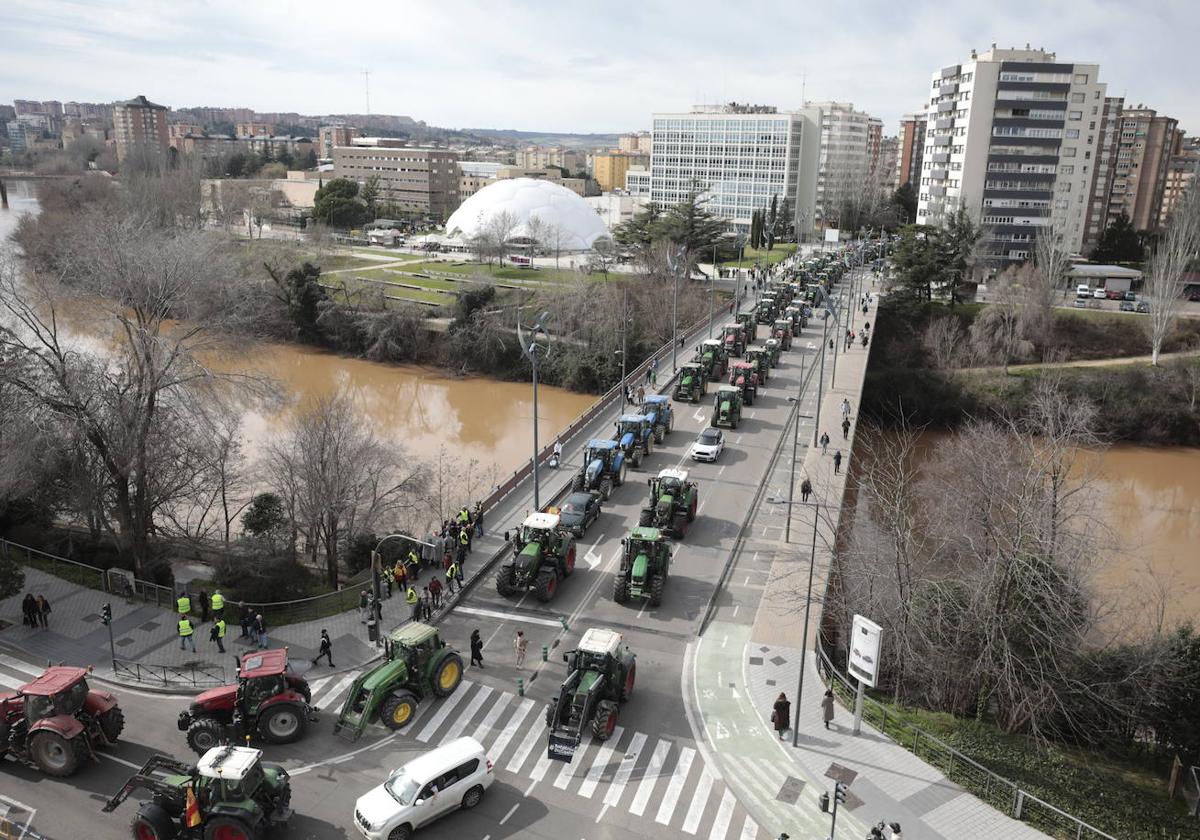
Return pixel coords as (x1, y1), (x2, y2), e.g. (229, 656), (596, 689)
(353, 269), (464, 292)
(722, 243), (797, 269)
(309, 254), (381, 272)
(404, 260), (582, 283)
(347, 247), (423, 260)
(325, 278), (449, 308)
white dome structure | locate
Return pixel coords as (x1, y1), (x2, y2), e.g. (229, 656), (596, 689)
(446, 177), (610, 251)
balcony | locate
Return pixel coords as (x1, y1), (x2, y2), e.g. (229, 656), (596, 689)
(935, 118), (953, 130)
(930, 169), (947, 180)
(937, 101), (955, 113)
(933, 136), (951, 146)
(929, 185), (946, 197)
(938, 83), (959, 97)
(929, 152), (951, 164)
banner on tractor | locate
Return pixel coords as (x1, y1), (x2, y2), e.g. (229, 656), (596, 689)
(547, 733), (578, 763)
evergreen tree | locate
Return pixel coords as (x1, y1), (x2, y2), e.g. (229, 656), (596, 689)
(1091, 213), (1145, 263)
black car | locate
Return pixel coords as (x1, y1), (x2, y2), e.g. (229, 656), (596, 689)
(1119, 300), (1135, 312)
(556, 491), (602, 537)
(1136, 301), (1150, 314)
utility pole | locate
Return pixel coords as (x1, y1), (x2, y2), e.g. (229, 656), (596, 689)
(519, 312), (552, 511)
(791, 499), (821, 746)
(668, 245), (685, 371)
(363, 70), (372, 115)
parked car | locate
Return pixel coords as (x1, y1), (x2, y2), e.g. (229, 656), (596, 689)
(555, 491), (603, 537)
(1075, 284), (1091, 300)
(1093, 288), (1108, 300)
(1071, 299), (1089, 309)
(1136, 301), (1151, 314)
(1124, 291), (1137, 302)
(1119, 301), (1135, 312)
(353, 737), (493, 840)
(690, 427), (725, 462)
(1106, 289), (1125, 300)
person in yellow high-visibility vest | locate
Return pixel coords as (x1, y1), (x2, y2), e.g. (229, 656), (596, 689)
(210, 618), (226, 653)
(176, 592), (191, 617)
(210, 590), (225, 620)
(405, 585), (420, 621)
(446, 560), (462, 594)
(178, 616), (196, 652)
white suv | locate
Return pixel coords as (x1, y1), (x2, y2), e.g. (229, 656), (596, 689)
(353, 737), (493, 840)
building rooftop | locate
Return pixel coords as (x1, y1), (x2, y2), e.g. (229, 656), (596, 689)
(117, 95), (167, 110)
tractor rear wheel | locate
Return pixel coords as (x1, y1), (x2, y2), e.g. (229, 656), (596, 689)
(621, 664), (637, 702)
(599, 477), (613, 500)
(260, 703), (307, 744)
(645, 436), (653, 455)
(650, 575), (665, 607)
(687, 496), (698, 522)
(534, 569), (558, 603)
(30, 731), (86, 777)
(99, 706), (126, 743)
(432, 653), (464, 698)
(203, 815), (254, 840)
(591, 704), (618, 740)
(571, 474), (584, 492)
(561, 544), (576, 578)
(495, 565), (517, 597)
(638, 508), (653, 527)
(381, 691), (420, 730)
(131, 803), (176, 840)
(613, 576), (629, 604)
(186, 718), (226, 755)
(654, 426), (664, 445)
(672, 512), (688, 539)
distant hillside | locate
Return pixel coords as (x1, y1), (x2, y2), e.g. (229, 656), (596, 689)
(462, 128), (622, 150)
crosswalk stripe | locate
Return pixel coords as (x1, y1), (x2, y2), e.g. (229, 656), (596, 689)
(311, 674), (357, 710)
(578, 726), (624, 799)
(0, 655), (44, 677)
(486, 698), (534, 762)
(630, 737), (672, 816)
(655, 745), (696, 825)
(528, 748), (555, 783)
(305, 675), (333, 700)
(739, 814), (760, 840)
(505, 714), (545, 774)
(440, 685), (494, 744)
(719, 755), (778, 820)
(470, 692), (512, 745)
(682, 764), (716, 835)
(415, 681), (474, 742)
(0, 671), (24, 690)
(603, 730), (647, 807)
(708, 788), (736, 840)
(553, 737), (593, 790)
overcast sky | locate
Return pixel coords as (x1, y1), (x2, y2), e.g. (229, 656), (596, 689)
(2, 0), (1195, 136)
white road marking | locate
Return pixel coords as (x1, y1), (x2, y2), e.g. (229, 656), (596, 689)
(470, 692), (512, 744)
(681, 764), (716, 834)
(0, 655), (45, 677)
(708, 787), (736, 840)
(485, 697), (534, 761)
(506, 714), (545, 773)
(629, 738), (672, 816)
(655, 746), (695, 825)
(602, 731), (647, 808)
(311, 673), (358, 710)
(499, 804), (519, 825)
(733, 605), (740, 618)
(99, 753), (145, 770)
(453, 605), (563, 628)
(528, 749), (555, 784)
(0, 672), (23, 690)
(735, 435), (743, 444)
(579, 725), (623, 799)
(441, 685), (494, 743)
(583, 534), (605, 569)
(415, 681), (474, 742)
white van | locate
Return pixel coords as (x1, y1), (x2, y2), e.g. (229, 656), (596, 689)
(353, 737), (493, 840)
(1076, 284), (1091, 299)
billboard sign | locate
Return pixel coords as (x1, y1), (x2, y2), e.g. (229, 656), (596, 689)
(824, 228), (840, 244)
(848, 614), (882, 687)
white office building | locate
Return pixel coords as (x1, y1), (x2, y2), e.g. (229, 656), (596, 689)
(915, 46), (1105, 262)
(650, 103), (822, 238)
(809, 101), (880, 227)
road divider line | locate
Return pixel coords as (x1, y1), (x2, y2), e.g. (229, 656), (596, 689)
(415, 680), (474, 742)
(486, 697), (534, 762)
(499, 804), (519, 825)
(579, 725), (623, 799)
(655, 745), (695, 825)
(629, 737), (672, 816)
(454, 605), (564, 628)
(99, 753), (144, 771)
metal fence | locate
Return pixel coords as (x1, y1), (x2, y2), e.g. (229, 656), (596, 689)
(1, 538), (174, 608)
(224, 567), (373, 627)
(815, 637), (1120, 840)
(113, 658), (227, 688)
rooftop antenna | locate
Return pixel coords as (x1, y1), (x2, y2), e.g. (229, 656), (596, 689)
(363, 69), (372, 115)
(801, 66), (807, 107)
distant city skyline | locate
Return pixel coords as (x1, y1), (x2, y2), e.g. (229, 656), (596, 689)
(2, 0), (1197, 136)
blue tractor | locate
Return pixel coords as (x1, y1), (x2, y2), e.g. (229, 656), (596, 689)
(613, 414), (654, 468)
(571, 439), (627, 501)
(641, 395), (674, 444)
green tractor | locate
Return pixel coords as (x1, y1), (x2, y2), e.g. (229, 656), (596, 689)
(612, 527), (671, 607)
(711, 384), (743, 429)
(745, 347), (770, 384)
(700, 339), (729, 378)
(672, 362), (707, 403)
(333, 623), (464, 740)
(495, 512), (577, 602)
(764, 337), (782, 367)
(103, 745), (292, 840)
(545, 628), (637, 762)
(638, 467), (699, 538)
(737, 312), (757, 344)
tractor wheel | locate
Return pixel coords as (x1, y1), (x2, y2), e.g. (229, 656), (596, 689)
(259, 703), (307, 744)
(295, 679), (313, 705)
(672, 512), (688, 539)
(99, 706), (126, 743)
(561, 544), (576, 578)
(666, 413), (673, 433)
(30, 731), (86, 777)
(650, 575), (665, 608)
(461, 784), (486, 810)
(131, 803), (176, 840)
(381, 691), (420, 730)
(591, 704), (618, 741)
(631, 449), (641, 468)
(687, 496), (698, 522)
(202, 815), (254, 840)
(618, 462), (628, 486)
(599, 477), (613, 500)
(638, 508), (653, 527)
(613, 575), (629, 604)
(186, 718), (226, 755)
(653, 426), (664, 445)
(645, 435), (653, 455)
(621, 664), (637, 702)
(431, 653), (464, 698)
(495, 565), (517, 597)
(534, 569), (558, 603)
(571, 474), (584, 492)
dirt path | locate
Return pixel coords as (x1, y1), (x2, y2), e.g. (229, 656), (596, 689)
(959, 347), (1200, 374)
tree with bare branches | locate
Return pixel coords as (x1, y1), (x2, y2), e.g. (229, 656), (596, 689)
(1143, 182), (1200, 364)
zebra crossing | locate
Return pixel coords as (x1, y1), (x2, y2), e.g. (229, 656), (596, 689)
(0, 653), (45, 690)
(304, 673), (776, 840)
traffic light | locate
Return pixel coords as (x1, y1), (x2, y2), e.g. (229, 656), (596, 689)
(819, 791), (830, 812)
(101, 603), (112, 626)
(834, 781), (848, 804)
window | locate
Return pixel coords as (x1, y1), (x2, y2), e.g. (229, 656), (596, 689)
(1069, 111), (1082, 120)
(1063, 147), (1077, 157)
(1066, 129), (1080, 139)
(1071, 92), (1086, 103)
(1073, 73), (1088, 84)
(1060, 165), (1075, 175)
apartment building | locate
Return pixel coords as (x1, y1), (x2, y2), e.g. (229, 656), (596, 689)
(459, 161), (504, 200)
(1082, 96), (1124, 251)
(915, 46), (1106, 263)
(514, 146), (583, 174)
(318, 125), (357, 160)
(593, 152), (649, 192)
(236, 122), (276, 138)
(333, 142), (460, 220)
(651, 103), (822, 237)
(1160, 136), (1200, 226)
(625, 166), (651, 197)
(809, 102), (881, 228)
(618, 131), (653, 154)
(114, 95), (170, 162)
(1105, 105), (1178, 231)
(243, 135), (315, 159)
(896, 113), (927, 188)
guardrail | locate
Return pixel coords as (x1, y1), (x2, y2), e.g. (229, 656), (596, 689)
(113, 658), (227, 688)
(815, 635), (1119, 840)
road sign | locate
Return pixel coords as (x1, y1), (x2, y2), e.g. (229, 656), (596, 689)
(848, 614), (882, 688)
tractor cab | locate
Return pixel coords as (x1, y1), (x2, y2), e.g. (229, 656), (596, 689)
(721, 324), (745, 357)
(736, 312), (756, 343)
(568, 628), (626, 676)
(196, 745), (269, 802)
(764, 338), (781, 366)
(520, 511), (562, 551)
(622, 526), (664, 566)
(651, 468), (689, 505)
(584, 439), (618, 471)
(730, 361), (758, 404)
(14, 667), (92, 723)
(756, 296), (776, 324)
(615, 414), (652, 444)
(701, 338), (728, 367)
(673, 362), (706, 404)
(745, 347), (770, 382)
(772, 319), (793, 349)
(234, 650), (294, 714)
(712, 384), (743, 429)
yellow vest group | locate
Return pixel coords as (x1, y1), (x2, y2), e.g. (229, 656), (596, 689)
(177, 596), (191, 615)
(178, 618), (194, 637)
(210, 592), (225, 611)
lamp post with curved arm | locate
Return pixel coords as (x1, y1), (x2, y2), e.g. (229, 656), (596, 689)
(518, 311), (552, 512)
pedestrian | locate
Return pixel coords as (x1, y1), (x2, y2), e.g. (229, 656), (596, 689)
(841, 398), (851, 419)
(210, 589), (225, 621)
(819, 432), (830, 455)
(833, 450), (843, 475)
(514, 630), (529, 668)
(240, 605), (254, 638)
(420, 587), (433, 621)
(679, 335), (685, 349)
(210, 617), (227, 653)
(822, 689), (836, 729)
(36, 595), (51, 629)
(863, 321), (870, 333)
(636, 385), (645, 405)
(800, 478), (812, 503)
(772, 692), (791, 740)
(828, 337), (834, 351)
(359, 590), (369, 624)
(405, 584), (420, 621)
(446, 560), (463, 594)
(470, 629), (484, 668)
(650, 368), (657, 387)
(429, 576), (444, 608)
(384, 567), (394, 598)
(21, 593), (36, 628)
(254, 614), (269, 649)
(313, 629), (334, 667)
(473, 501), (485, 537)
(406, 547), (421, 581)
(198, 590), (210, 624)
(862, 303), (868, 315)
(178, 615), (196, 652)
(861, 332), (869, 348)
(842, 417), (851, 439)
(176, 590), (191, 618)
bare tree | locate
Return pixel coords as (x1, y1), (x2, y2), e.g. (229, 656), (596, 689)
(969, 267), (1026, 370)
(543, 221), (573, 269)
(1144, 182), (1200, 364)
(1027, 219), (1072, 349)
(921, 315), (964, 369)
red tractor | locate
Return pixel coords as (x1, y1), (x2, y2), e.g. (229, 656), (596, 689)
(177, 649), (315, 754)
(729, 360), (759, 405)
(0, 665), (124, 777)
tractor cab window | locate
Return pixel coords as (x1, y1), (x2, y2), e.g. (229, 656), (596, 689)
(244, 676), (285, 711)
(221, 765), (263, 800)
(25, 694), (54, 721)
(52, 679), (88, 715)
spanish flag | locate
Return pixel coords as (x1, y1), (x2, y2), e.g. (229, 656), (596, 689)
(185, 785), (202, 828)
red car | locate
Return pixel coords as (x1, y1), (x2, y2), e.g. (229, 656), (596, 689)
(1105, 289), (1124, 300)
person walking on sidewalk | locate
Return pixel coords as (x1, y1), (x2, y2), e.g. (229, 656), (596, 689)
(470, 629), (484, 668)
(473, 501), (485, 538)
(312, 629), (334, 667)
(800, 477), (812, 503)
(833, 450), (843, 474)
(405, 585), (419, 621)
(514, 630), (529, 668)
(254, 614), (269, 649)
(36, 595), (51, 629)
(240, 605), (254, 638)
(176, 591), (191, 619)
(210, 589), (225, 621)
(178, 616), (196, 652)
(772, 693), (791, 740)
(841, 398), (851, 420)
(198, 590), (210, 624)
(359, 590), (369, 624)
(819, 432), (830, 455)
(21, 594), (37, 628)
(446, 560), (463, 594)
(429, 576), (443, 608)
(209, 617), (227, 653)
(842, 417), (851, 440)
(822, 689), (836, 729)
(420, 587), (433, 621)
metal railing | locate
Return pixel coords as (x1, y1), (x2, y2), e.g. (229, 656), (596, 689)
(224, 567), (373, 627)
(1, 538), (174, 607)
(815, 636), (1120, 840)
(1184, 766), (1200, 818)
(113, 658), (227, 688)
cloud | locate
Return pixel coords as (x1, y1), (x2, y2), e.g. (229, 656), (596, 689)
(0, 0), (1196, 135)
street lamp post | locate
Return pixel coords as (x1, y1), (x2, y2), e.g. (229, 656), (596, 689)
(710, 242), (718, 339)
(791, 497), (822, 747)
(668, 245), (685, 371)
(813, 292), (832, 447)
(518, 312), (552, 512)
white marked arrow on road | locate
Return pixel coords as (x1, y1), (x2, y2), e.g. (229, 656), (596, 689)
(584, 535), (605, 569)
(692, 408), (706, 423)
